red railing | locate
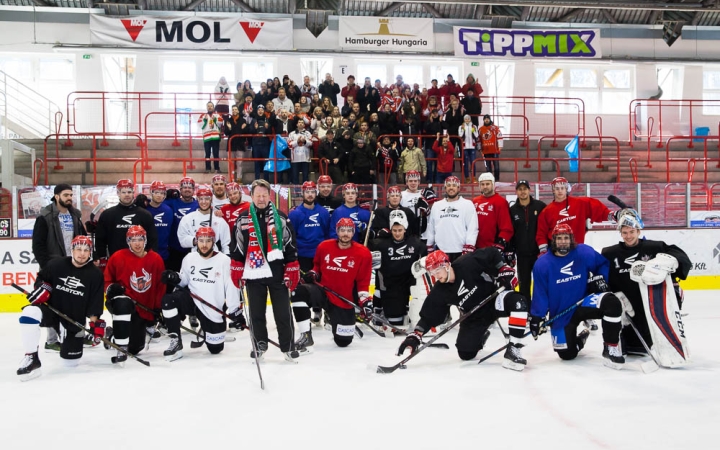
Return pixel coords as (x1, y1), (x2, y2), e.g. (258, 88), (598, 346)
(665, 135), (720, 182)
(33, 158), (45, 186)
(468, 113), (530, 150)
(628, 158), (639, 183)
(629, 98), (720, 149)
(537, 135), (621, 181)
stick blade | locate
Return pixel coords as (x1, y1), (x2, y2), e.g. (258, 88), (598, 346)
(376, 364), (400, 374)
(640, 359), (660, 374)
(429, 343), (450, 349)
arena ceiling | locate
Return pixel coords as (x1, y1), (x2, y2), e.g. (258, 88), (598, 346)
(1, 0), (720, 27)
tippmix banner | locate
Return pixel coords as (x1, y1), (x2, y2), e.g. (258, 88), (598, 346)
(90, 15), (293, 50)
(338, 17), (434, 52)
(454, 27), (602, 59)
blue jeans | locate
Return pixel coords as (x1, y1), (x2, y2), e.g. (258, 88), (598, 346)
(252, 140), (269, 180)
(484, 153), (500, 181)
(424, 144), (437, 183)
(204, 140), (220, 171)
(291, 162), (309, 185)
(436, 172), (452, 184)
(463, 148), (477, 179)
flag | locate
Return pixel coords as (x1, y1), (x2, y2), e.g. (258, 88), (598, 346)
(564, 135), (580, 173)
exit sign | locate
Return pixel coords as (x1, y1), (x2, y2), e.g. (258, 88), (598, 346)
(82, 54), (92, 59)
(470, 62), (479, 67)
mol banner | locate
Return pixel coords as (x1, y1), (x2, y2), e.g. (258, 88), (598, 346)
(339, 17), (434, 52)
(454, 27), (601, 59)
(90, 15), (293, 50)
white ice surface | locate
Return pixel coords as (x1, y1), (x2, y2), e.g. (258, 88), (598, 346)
(0, 292), (718, 450)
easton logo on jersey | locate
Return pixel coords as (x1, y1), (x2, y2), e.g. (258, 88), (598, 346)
(324, 254), (350, 272)
(198, 267), (212, 278)
(559, 206), (570, 217)
(130, 268), (152, 293)
(560, 261), (574, 276)
(439, 205), (460, 219)
(557, 261), (582, 283)
(121, 214), (136, 224)
(57, 276), (85, 296)
(154, 213), (165, 223)
(178, 208), (191, 217)
(457, 280), (469, 296)
(305, 213), (321, 227)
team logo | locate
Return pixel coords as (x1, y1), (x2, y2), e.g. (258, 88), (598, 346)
(457, 280), (469, 296)
(198, 267), (212, 278)
(154, 213), (164, 223)
(239, 20), (264, 43)
(559, 206), (570, 217)
(396, 245), (406, 256)
(200, 219), (210, 227)
(332, 256), (347, 267)
(121, 18), (147, 42)
(349, 212), (359, 222)
(178, 208), (191, 216)
(130, 268), (152, 293)
(60, 276), (85, 289)
(309, 214), (319, 224)
(443, 206), (458, 214)
(408, 246), (415, 254)
(122, 214), (136, 224)
(348, 259), (355, 268)
(560, 261), (574, 276)
(624, 253), (639, 265)
(476, 203), (487, 212)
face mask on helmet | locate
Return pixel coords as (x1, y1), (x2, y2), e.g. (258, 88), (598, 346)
(616, 209), (644, 231)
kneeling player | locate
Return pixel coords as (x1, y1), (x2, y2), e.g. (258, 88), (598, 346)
(160, 227), (242, 361)
(17, 236), (105, 380)
(292, 218), (372, 353)
(530, 224), (625, 369)
(104, 225), (166, 365)
(397, 249), (529, 371)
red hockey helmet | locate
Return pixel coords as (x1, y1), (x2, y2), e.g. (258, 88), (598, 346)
(116, 179), (134, 192)
(150, 180), (166, 193)
(336, 217), (356, 233)
(343, 183), (358, 194)
(226, 182), (241, 193)
(445, 176), (461, 187)
(551, 176), (571, 193)
(196, 185), (212, 198)
(179, 176), (195, 189)
(551, 223), (575, 255)
(196, 226), (216, 241)
(212, 174), (227, 184)
(317, 175), (333, 186)
(405, 170), (421, 181)
(126, 225), (147, 247)
(387, 185), (402, 198)
(71, 235), (93, 251)
(302, 181), (317, 193)
(425, 250), (450, 273)
(552, 223), (573, 239)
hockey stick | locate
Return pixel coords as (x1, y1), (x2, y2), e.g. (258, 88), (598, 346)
(624, 314), (661, 373)
(477, 297), (585, 365)
(376, 287), (505, 374)
(363, 198), (379, 247)
(188, 292), (280, 349)
(241, 286), (265, 390)
(607, 194), (630, 209)
(367, 314), (450, 349)
(314, 281), (448, 348)
(12, 283), (150, 367)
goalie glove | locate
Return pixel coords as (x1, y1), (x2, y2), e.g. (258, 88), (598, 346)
(411, 257), (427, 278)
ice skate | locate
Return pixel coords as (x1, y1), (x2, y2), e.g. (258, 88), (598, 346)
(44, 341), (60, 353)
(250, 341), (268, 360)
(502, 343), (527, 371)
(163, 333), (184, 362)
(294, 331), (314, 355)
(146, 326), (161, 343)
(584, 319), (599, 332)
(111, 345), (128, 366)
(284, 349), (300, 364)
(17, 352), (42, 381)
(602, 343), (625, 370)
(311, 309), (323, 328)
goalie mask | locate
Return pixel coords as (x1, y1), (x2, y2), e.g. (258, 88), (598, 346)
(616, 208), (644, 230)
(551, 223), (575, 255)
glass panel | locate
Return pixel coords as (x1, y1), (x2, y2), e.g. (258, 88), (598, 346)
(702, 70), (720, 89)
(242, 62), (274, 86)
(702, 92), (720, 115)
(203, 61), (235, 83)
(163, 61), (196, 82)
(536, 68), (563, 87)
(357, 64), (386, 85)
(604, 69), (630, 89)
(160, 84), (201, 109)
(569, 90), (598, 114)
(39, 58), (74, 81)
(393, 64), (423, 87)
(602, 91), (632, 114)
(430, 65), (461, 85)
(570, 69), (597, 88)
(0, 58), (33, 80)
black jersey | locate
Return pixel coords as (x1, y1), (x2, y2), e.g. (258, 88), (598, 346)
(38, 257), (104, 329)
(373, 235), (426, 287)
(417, 248), (504, 332)
(94, 203), (158, 259)
(370, 206), (420, 238)
(316, 195), (342, 217)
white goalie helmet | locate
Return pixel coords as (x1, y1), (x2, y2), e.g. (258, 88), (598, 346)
(389, 209), (409, 230)
(616, 208), (645, 230)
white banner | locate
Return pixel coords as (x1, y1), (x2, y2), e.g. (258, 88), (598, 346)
(0, 240), (38, 295)
(453, 26), (602, 59)
(90, 15), (293, 50)
(339, 17), (434, 52)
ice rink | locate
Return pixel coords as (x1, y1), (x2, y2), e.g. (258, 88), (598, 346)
(0, 291), (717, 450)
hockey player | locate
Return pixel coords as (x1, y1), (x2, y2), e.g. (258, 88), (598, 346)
(177, 185), (231, 255)
(426, 176), (478, 261)
(164, 176), (199, 272)
(145, 181), (173, 264)
(397, 248), (528, 370)
(399, 170), (437, 237)
(509, 180), (546, 300)
(329, 183), (371, 243)
(369, 185), (419, 238)
(231, 179), (300, 361)
(218, 182), (249, 230)
(292, 218), (373, 353)
(370, 210), (426, 327)
(104, 225), (166, 363)
(211, 174), (229, 210)
(316, 175), (342, 216)
(530, 224), (625, 369)
(536, 177), (617, 254)
(400, 170), (423, 210)
(601, 209), (691, 359)
(472, 173), (514, 258)
(160, 227), (242, 361)
(92, 179), (158, 264)
(17, 236), (105, 380)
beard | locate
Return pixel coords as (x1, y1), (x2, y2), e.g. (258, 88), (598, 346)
(198, 246), (215, 258)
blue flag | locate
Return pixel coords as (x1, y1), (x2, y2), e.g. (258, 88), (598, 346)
(564, 135), (580, 173)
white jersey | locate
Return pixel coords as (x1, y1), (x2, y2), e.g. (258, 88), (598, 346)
(212, 196), (230, 211)
(178, 251), (240, 323)
(177, 210), (232, 255)
(401, 190), (422, 211)
(426, 197), (478, 253)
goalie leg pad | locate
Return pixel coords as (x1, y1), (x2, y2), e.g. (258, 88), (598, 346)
(639, 276), (690, 367)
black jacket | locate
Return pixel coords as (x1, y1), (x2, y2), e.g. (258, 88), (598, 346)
(318, 81), (340, 106)
(94, 203), (158, 259)
(509, 197), (546, 256)
(32, 202), (86, 269)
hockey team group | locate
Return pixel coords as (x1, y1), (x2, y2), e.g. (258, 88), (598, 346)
(16, 172), (692, 381)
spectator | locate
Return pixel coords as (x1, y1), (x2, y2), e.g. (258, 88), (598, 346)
(288, 121), (313, 184)
(375, 135), (400, 185)
(300, 75), (317, 98)
(378, 103), (399, 140)
(240, 94), (255, 118)
(427, 79), (441, 102)
(199, 101), (223, 174)
(458, 114), (479, 183)
(272, 87), (294, 114)
(461, 88), (483, 127)
(291, 102), (310, 130)
(224, 104), (248, 155)
(315, 115), (336, 141)
(352, 121), (377, 150)
(341, 96), (355, 117)
(337, 128), (354, 178)
(357, 77), (380, 114)
(367, 112), (381, 138)
(443, 97), (464, 155)
(274, 108), (295, 136)
(249, 104), (272, 181)
(318, 129), (344, 184)
(242, 80), (254, 99)
(321, 96), (334, 116)
(440, 73), (462, 106)
(286, 83), (301, 104)
(399, 114), (420, 146)
(214, 77), (231, 115)
(318, 73), (340, 106)
(348, 138), (376, 184)
(398, 137), (427, 183)
(423, 108), (444, 182)
(299, 95), (311, 113)
(479, 114), (503, 181)
(254, 82), (270, 109)
(462, 74), (484, 100)
(393, 74), (410, 92)
(341, 75), (359, 106)
(233, 82), (245, 107)
(432, 133), (455, 184)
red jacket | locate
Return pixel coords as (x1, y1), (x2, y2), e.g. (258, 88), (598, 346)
(472, 193), (514, 249)
(536, 196), (611, 246)
(432, 140), (455, 173)
(341, 84), (359, 103)
(439, 82), (462, 105)
(462, 82), (484, 97)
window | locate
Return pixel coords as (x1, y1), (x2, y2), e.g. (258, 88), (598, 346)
(242, 62), (274, 87)
(357, 63), (386, 85)
(203, 61), (235, 85)
(300, 58), (331, 87)
(0, 58), (32, 80)
(39, 58), (74, 81)
(163, 61), (196, 82)
(393, 64), (423, 87)
(430, 65), (461, 85)
(702, 69), (720, 115)
(534, 65), (634, 114)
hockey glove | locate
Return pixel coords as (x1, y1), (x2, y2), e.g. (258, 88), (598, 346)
(166, 188), (181, 200)
(371, 251), (382, 270)
(90, 319), (106, 346)
(411, 257), (427, 278)
(462, 244), (475, 255)
(529, 316), (543, 340)
(358, 296), (373, 321)
(228, 306), (247, 331)
(493, 238), (507, 252)
(503, 251), (517, 268)
(28, 282), (52, 305)
(397, 330), (423, 356)
(134, 194), (149, 209)
(161, 270), (181, 287)
(538, 244), (548, 257)
(303, 270), (320, 284)
(105, 283), (125, 301)
(85, 220), (97, 234)
(416, 197), (430, 218)
(96, 257), (108, 270)
(496, 265), (518, 291)
(587, 274), (609, 294)
(283, 261), (301, 292)
(420, 187), (438, 205)
(230, 260), (245, 288)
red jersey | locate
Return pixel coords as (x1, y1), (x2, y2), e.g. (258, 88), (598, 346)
(105, 249), (166, 321)
(479, 124), (503, 155)
(432, 140), (455, 173)
(220, 201), (249, 230)
(472, 193), (513, 249)
(313, 239), (372, 309)
(536, 196), (611, 247)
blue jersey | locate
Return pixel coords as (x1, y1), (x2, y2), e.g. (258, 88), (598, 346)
(146, 203), (174, 260)
(289, 203), (331, 258)
(330, 204), (371, 243)
(164, 197), (199, 251)
(530, 243), (609, 329)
